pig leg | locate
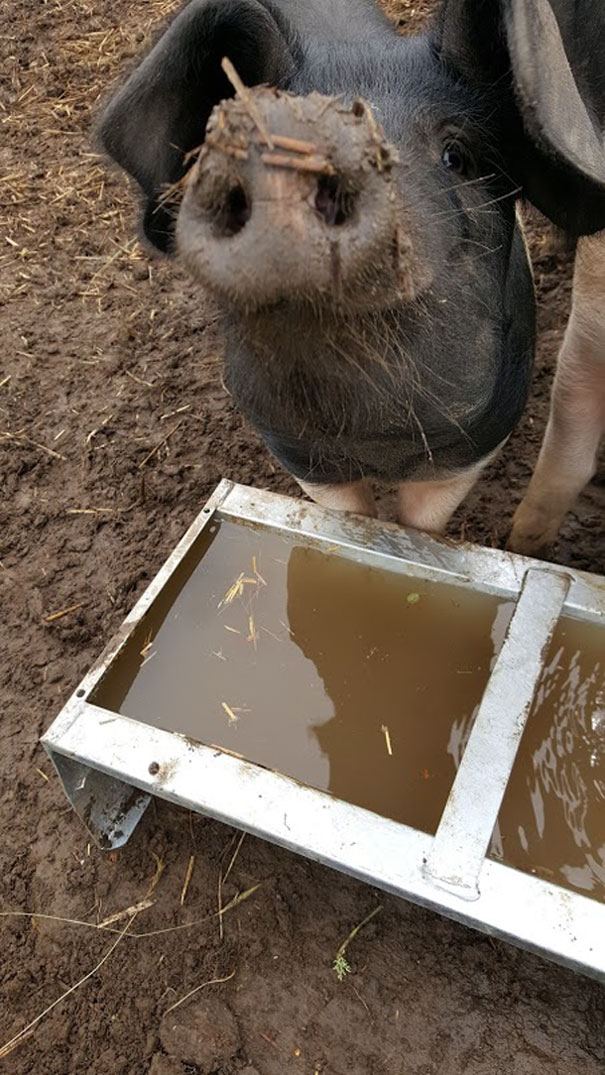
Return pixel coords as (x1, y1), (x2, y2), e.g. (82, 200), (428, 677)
(508, 235), (605, 557)
(297, 478), (377, 516)
(396, 459), (491, 533)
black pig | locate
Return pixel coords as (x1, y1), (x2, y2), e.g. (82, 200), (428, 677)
(99, 0), (605, 531)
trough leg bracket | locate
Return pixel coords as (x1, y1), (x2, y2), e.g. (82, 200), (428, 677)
(45, 751), (150, 849)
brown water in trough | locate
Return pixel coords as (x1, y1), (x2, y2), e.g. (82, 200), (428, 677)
(92, 519), (510, 836)
(91, 519), (605, 902)
(491, 617), (605, 904)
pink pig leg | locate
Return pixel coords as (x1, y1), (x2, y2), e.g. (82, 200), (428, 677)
(509, 234), (605, 557)
(297, 478), (377, 516)
(396, 455), (494, 533)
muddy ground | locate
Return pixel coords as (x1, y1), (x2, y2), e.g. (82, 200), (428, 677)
(1, 0), (604, 1072)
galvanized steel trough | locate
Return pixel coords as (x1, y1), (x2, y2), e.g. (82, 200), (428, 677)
(41, 480), (605, 980)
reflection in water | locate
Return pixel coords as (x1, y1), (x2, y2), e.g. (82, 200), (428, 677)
(286, 545), (506, 834)
(493, 619), (605, 903)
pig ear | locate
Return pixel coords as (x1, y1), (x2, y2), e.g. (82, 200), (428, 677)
(437, 0), (605, 235)
(98, 0), (294, 252)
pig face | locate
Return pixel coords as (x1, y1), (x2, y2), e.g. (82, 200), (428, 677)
(177, 48), (515, 319)
(99, 0), (605, 517)
(173, 70), (532, 487)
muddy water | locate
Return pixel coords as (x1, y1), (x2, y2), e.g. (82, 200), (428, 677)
(92, 519), (510, 835)
(491, 617), (605, 903)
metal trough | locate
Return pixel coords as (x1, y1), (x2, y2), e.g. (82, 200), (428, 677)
(42, 480), (605, 980)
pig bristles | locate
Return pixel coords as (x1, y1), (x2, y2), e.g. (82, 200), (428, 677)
(220, 56), (275, 149)
(156, 169), (197, 210)
(155, 141), (211, 210)
(352, 97), (392, 172)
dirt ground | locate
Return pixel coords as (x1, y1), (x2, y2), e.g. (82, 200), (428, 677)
(1, 0), (604, 1072)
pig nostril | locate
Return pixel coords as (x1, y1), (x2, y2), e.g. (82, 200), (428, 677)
(214, 183), (251, 237)
(315, 174), (356, 227)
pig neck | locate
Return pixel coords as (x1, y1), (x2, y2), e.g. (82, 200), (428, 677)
(225, 304), (399, 433)
(224, 301), (438, 439)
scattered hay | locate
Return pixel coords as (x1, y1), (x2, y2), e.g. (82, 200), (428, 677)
(138, 419), (184, 469)
(0, 914), (138, 1060)
(164, 969), (236, 1016)
(180, 855), (195, 906)
(381, 724), (393, 756)
(43, 602), (84, 623)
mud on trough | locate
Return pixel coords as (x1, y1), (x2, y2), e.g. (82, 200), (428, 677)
(1, 0), (604, 1072)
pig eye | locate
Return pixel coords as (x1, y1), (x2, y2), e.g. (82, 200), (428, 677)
(441, 144), (470, 175)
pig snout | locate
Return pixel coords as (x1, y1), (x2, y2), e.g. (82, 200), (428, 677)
(176, 88), (428, 310)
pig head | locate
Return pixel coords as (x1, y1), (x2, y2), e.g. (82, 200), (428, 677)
(99, 0), (605, 532)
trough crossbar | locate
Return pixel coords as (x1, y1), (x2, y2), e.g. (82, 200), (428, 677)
(424, 568), (570, 899)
